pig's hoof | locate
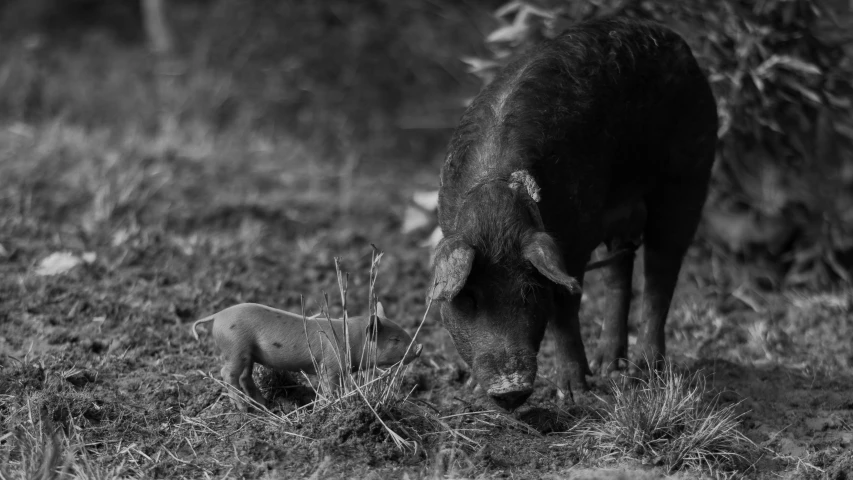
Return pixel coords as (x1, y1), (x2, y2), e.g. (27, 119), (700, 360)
(555, 386), (572, 403)
(590, 344), (628, 378)
(554, 375), (589, 405)
(629, 347), (664, 376)
(590, 351), (628, 377)
(555, 384), (591, 406)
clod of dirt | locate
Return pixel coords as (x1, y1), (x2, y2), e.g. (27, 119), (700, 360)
(0, 362), (46, 394)
(824, 450), (853, 480)
(30, 388), (111, 433)
(325, 405), (387, 444)
(64, 369), (97, 388)
(253, 365), (315, 409)
(301, 404), (410, 466)
(182, 388), (221, 417)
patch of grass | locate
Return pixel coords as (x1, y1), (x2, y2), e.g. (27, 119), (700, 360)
(569, 361), (757, 475)
(194, 248), (492, 457)
(290, 252), (503, 457)
(290, 250), (429, 453)
(0, 407), (67, 480)
(0, 400), (140, 480)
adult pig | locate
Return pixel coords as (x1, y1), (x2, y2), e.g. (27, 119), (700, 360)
(430, 17), (717, 411)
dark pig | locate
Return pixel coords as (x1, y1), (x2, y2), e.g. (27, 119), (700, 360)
(429, 17), (717, 411)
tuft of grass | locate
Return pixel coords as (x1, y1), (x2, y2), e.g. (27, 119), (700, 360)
(296, 248), (432, 453)
(0, 400), (138, 480)
(0, 408), (67, 480)
(572, 360), (757, 475)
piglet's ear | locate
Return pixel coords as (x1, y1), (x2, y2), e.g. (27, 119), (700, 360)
(523, 232), (582, 295)
(429, 236), (475, 302)
(366, 314), (384, 337)
(376, 301), (387, 319)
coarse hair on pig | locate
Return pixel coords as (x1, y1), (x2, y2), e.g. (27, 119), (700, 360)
(443, 18), (687, 175)
(449, 178), (550, 301)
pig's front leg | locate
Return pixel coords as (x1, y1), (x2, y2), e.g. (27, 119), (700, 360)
(550, 287), (591, 401)
(590, 240), (636, 377)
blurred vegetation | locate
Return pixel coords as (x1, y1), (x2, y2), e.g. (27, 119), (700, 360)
(468, 0), (853, 288)
(1, 0), (851, 288)
(0, 0), (500, 162)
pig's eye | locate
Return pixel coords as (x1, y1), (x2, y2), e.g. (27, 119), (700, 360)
(453, 291), (477, 313)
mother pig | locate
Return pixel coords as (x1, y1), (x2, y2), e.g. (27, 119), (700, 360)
(430, 17), (717, 411)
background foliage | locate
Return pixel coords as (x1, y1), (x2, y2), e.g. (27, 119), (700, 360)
(461, 0), (853, 288)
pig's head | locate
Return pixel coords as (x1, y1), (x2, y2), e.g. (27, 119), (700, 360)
(429, 172), (581, 411)
(367, 302), (423, 367)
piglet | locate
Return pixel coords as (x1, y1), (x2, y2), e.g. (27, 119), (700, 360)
(192, 302), (423, 411)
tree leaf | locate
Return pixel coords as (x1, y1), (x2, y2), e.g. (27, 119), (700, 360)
(486, 23), (530, 44)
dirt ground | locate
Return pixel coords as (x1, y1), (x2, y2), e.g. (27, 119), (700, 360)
(1, 123), (852, 479)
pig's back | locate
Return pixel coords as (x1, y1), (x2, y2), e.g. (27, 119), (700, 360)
(439, 17), (716, 229)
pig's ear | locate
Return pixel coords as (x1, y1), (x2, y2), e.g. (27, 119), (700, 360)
(430, 236), (475, 302)
(366, 315), (384, 337)
(376, 301), (387, 319)
(523, 232), (582, 295)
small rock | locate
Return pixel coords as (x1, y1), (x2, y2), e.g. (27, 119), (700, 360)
(35, 252), (83, 276)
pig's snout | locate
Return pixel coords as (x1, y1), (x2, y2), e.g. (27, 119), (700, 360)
(403, 343), (423, 364)
(490, 388), (533, 411)
(486, 374), (533, 411)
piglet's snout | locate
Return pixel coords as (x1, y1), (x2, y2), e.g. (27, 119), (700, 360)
(403, 343), (423, 364)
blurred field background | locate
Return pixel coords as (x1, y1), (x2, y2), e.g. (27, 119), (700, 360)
(1, 0), (852, 478)
(2, 0), (851, 287)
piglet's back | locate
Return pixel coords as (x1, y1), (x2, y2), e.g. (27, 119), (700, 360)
(211, 303), (362, 374)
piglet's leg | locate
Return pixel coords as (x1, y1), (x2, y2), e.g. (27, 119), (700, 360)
(238, 360), (266, 409)
(221, 360), (248, 412)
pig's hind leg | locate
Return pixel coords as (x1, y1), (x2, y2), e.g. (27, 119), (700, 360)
(634, 70), (717, 374)
(590, 238), (636, 377)
(635, 172), (711, 373)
